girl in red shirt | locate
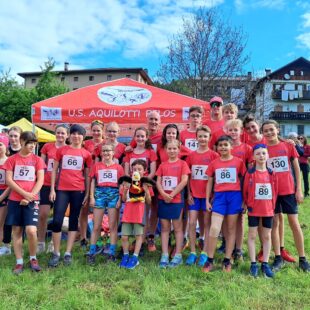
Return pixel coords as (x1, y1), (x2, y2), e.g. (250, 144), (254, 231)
(243, 114), (266, 148)
(49, 124), (92, 267)
(244, 144), (278, 278)
(4, 131), (45, 274)
(0, 135), (10, 253)
(37, 124), (69, 253)
(156, 140), (191, 268)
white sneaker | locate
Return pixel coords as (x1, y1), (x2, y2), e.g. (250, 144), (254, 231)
(36, 242), (46, 254)
(46, 241), (54, 254)
(0, 245), (11, 256)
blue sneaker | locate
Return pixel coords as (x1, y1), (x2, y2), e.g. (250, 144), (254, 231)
(159, 254), (169, 269)
(119, 254), (129, 268)
(262, 263), (274, 278)
(197, 253), (208, 267)
(125, 255), (139, 269)
(168, 254), (183, 268)
(186, 253), (197, 266)
(250, 263), (259, 278)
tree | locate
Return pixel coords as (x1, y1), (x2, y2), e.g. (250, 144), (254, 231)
(157, 7), (250, 101)
(0, 59), (69, 125)
(153, 79), (192, 97)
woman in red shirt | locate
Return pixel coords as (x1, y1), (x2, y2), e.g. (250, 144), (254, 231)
(297, 135), (310, 197)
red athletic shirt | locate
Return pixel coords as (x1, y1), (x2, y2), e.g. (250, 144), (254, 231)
(243, 169), (278, 217)
(157, 144), (192, 163)
(186, 149), (219, 198)
(93, 142), (126, 162)
(180, 129), (198, 151)
(3, 153), (46, 201)
(245, 136), (267, 148)
(124, 149), (157, 175)
(84, 139), (105, 162)
(266, 141), (299, 195)
(56, 146), (92, 191)
(156, 159), (191, 203)
(299, 144), (310, 165)
(0, 162), (8, 190)
(206, 156), (246, 192)
(89, 162), (124, 187)
(204, 118), (225, 134)
(232, 143), (252, 165)
(41, 143), (63, 186)
(129, 131), (163, 153)
(210, 128), (249, 150)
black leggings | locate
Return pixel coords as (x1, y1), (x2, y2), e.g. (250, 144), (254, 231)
(300, 163), (309, 195)
(52, 190), (85, 233)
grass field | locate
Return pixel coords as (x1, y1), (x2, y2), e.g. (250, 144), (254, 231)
(0, 201), (310, 310)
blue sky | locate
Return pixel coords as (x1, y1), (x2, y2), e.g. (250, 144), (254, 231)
(0, 0), (309, 82)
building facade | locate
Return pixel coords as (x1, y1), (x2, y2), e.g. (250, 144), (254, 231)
(254, 57), (310, 137)
(18, 64), (152, 90)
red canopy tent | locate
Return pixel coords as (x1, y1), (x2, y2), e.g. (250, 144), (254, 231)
(32, 78), (210, 137)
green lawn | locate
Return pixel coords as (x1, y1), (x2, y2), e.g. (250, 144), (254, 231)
(0, 200), (310, 310)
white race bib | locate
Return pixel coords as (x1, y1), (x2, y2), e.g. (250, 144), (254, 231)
(162, 176), (178, 191)
(62, 155), (83, 170)
(185, 139), (198, 151)
(0, 169), (5, 184)
(215, 168), (237, 184)
(267, 156), (289, 172)
(255, 183), (272, 200)
(191, 165), (208, 180)
(47, 158), (54, 172)
(98, 169), (117, 184)
(13, 165), (35, 181)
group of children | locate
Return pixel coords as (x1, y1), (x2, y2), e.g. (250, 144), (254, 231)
(0, 101), (309, 277)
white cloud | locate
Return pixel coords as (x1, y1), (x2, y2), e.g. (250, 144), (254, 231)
(235, 0), (286, 12)
(296, 12), (310, 50)
(0, 0), (222, 79)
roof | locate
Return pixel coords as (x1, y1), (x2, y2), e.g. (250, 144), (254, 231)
(18, 67), (153, 84)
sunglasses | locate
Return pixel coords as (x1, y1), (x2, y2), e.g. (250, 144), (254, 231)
(210, 102), (222, 108)
(297, 137), (304, 140)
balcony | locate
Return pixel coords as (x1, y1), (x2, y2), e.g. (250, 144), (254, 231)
(272, 90), (310, 100)
(269, 111), (310, 121)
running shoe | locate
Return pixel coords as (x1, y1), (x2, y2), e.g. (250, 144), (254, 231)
(36, 243), (46, 254)
(119, 254), (129, 268)
(261, 263), (274, 278)
(233, 249), (244, 263)
(63, 254), (73, 266)
(299, 259), (310, 272)
(30, 259), (42, 272)
(168, 254), (183, 268)
(46, 241), (54, 254)
(272, 257), (284, 272)
(125, 255), (139, 269)
(250, 263), (259, 278)
(186, 253), (197, 266)
(202, 261), (214, 273)
(86, 254), (96, 265)
(48, 253), (61, 268)
(197, 253), (208, 267)
(222, 260), (232, 273)
(257, 248), (264, 263)
(159, 254), (169, 269)
(0, 245), (11, 256)
(106, 254), (116, 262)
(147, 237), (156, 252)
(13, 264), (24, 275)
(281, 248), (296, 263)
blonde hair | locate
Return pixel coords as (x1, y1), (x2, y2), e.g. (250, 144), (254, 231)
(196, 125), (211, 136)
(165, 140), (181, 149)
(106, 121), (120, 132)
(225, 119), (243, 130)
(223, 103), (238, 115)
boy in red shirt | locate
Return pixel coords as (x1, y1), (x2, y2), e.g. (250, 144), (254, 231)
(203, 136), (246, 273)
(244, 144), (278, 278)
(262, 120), (310, 272)
(119, 159), (152, 269)
(186, 125), (219, 266)
(204, 96), (225, 133)
(4, 132), (45, 274)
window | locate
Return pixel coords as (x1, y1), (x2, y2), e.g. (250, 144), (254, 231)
(297, 125), (304, 135)
(126, 74), (131, 78)
(31, 78), (36, 84)
(61, 77), (65, 82)
(301, 71), (304, 76)
(290, 70), (295, 76)
(89, 76), (94, 81)
(107, 75), (112, 81)
(74, 76), (79, 82)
